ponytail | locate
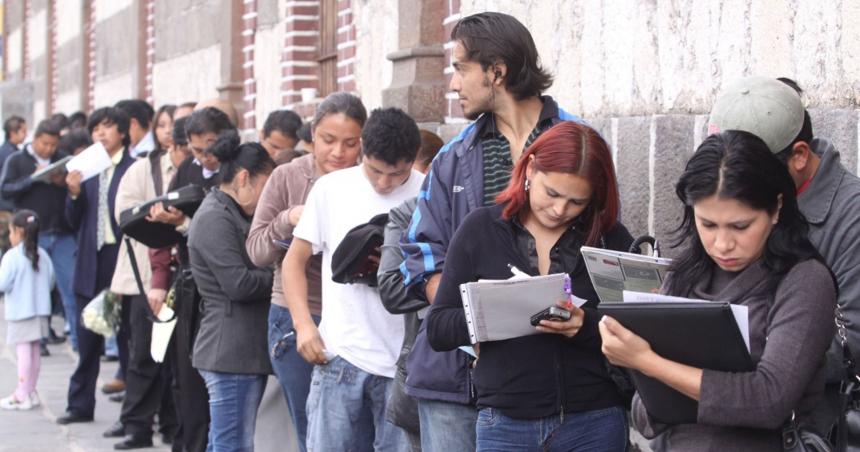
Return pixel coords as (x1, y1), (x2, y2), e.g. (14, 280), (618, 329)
(11, 210), (40, 271)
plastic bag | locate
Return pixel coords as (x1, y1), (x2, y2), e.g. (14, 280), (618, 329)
(81, 290), (122, 337)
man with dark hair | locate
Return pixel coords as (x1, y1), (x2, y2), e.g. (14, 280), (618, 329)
(144, 109), (237, 452)
(68, 111), (88, 131)
(0, 115), (27, 253)
(398, 12), (584, 450)
(57, 129), (92, 156)
(284, 107), (423, 451)
(260, 109), (302, 159)
(708, 76), (860, 437)
(57, 107), (136, 425)
(115, 99), (156, 158)
(0, 119), (78, 354)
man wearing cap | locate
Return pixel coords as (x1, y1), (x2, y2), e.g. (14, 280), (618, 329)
(709, 76), (860, 435)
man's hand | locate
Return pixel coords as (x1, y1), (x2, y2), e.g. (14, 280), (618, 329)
(425, 273), (442, 304)
(288, 205), (304, 227)
(66, 170), (83, 197)
(147, 202), (186, 225)
(295, 321), (328, 365)
(535, 300), (585, 338)
(147, 288), (167, 316)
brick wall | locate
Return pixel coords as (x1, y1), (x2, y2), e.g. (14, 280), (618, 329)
(335, 0), (354, 93)
(281, 0), (319, 112)
(442, 0), (464, 124)
(241, 0), (257, 131)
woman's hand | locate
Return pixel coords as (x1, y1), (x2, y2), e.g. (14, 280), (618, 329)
(535, 300), (585, 338)
(288, 205), (304, 226)
(599, 315), (654, 370)
(295, 321), (328, 365)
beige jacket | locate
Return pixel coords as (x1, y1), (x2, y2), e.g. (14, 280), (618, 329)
(110, 152), (177, 295)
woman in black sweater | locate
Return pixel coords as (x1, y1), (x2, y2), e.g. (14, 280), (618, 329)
(426, 121), (633, 451)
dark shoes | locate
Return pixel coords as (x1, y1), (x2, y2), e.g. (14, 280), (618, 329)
(56, 411), (94, 425)
(47, 329), (67, 344)
(103, 421), (126, 438)
(40, 342), (50, 357)
(109, 392), (125, 403)
(114, 435), (153, 450)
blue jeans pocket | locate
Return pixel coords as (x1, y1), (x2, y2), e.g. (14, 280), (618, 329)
(269, 307), (297, 360)
(477, 407), (496, 427)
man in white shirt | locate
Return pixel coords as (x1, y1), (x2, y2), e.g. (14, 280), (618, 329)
(284, 108), (424, 451)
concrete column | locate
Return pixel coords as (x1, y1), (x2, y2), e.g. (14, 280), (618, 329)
(382, 0), (446, 126)
(217, 0), (244, 110)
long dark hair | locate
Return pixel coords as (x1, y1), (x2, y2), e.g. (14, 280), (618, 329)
(667, 130), (820, 295)
(153, 104), (176, 152)
(11, 210), (40, 271)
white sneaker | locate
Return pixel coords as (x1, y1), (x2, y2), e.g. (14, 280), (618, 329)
(0, 394), (33, 410)
(29, 392), (40, 407)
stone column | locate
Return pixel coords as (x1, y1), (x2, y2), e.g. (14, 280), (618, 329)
(217, 0), (245, 111)
(382, 0), (446, 127)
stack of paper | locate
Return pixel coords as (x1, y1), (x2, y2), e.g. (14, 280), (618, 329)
(581, 247), (672, 303)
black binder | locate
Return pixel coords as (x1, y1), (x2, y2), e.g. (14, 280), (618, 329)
(119, 185), (206, 248)
(597, 302), (754, 424)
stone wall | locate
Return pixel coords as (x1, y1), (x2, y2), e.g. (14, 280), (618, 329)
(452, 0), (860, 249)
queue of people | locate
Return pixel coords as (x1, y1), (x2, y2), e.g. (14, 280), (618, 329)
(0, 9), (858, 452)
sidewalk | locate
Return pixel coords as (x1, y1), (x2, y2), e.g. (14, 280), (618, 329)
(0, 298), (171, 452)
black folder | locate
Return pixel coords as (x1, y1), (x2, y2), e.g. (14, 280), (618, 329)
(119, 185), (206, 248)
(597, 302), (754, 424)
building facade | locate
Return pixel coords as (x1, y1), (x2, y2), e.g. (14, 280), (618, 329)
(3, 0), (859, 248)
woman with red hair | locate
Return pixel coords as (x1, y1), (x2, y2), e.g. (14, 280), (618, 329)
(425, 121), (634, 451)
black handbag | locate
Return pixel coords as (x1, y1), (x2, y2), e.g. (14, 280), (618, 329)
(831, 309), (860, 451)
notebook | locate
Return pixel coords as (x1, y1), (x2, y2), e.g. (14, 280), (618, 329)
(460, 272), (587, 344)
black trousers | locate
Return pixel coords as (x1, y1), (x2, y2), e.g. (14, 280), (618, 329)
(171, 283), (210, 452)
(66, 243), (119, 417)
(119, 295), (178, 437)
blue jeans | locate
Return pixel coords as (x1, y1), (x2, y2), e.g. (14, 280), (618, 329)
(476, 406), (629, 452)
(268, 304), (319, 452)
(417, 398), (477, 451)
(39, 232), (77, 348)
(199, 370), (267, 452)
(306, 356), (408, 452)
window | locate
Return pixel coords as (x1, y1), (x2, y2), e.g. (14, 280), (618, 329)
(317, 0), (337, 97)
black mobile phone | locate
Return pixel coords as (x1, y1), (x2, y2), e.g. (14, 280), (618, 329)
(530, 306), (572, 326)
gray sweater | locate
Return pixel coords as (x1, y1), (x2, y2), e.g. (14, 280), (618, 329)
(633, 259), (836, 451)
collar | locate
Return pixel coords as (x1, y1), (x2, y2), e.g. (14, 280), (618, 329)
(478, 95), (558, 139)
(130, 131), (156, 158)
(193, 158), (220, 179)
(295, 152), (317, 181)
(26, 144), (51, 165)
(109, 147), (125, 166)
(797, 138), (843, 224)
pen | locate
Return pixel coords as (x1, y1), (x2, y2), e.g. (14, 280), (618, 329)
(507, 264), (530, 279)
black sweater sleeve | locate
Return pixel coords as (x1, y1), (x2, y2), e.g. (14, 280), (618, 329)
(425, 209), (481, 351)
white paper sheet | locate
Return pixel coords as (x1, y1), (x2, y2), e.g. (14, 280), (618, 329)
(66, 142), (112, 182)
(621, 290), (750, 353)
(150, 306), (177, 363)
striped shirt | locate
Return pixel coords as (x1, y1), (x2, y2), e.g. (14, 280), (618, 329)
(480, 100), (557, 206)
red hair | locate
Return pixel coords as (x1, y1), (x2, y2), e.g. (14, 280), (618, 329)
(496, 121), (620, 246)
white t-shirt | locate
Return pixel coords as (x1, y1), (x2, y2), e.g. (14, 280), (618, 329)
(293, 164), (424, 378)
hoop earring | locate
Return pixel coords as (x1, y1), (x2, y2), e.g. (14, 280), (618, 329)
(524, 179), (530, 191)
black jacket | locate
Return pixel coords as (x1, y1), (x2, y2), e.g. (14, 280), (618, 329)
(0, 141), (19, 210)
(1, 147), (72, 234)
(188, 189), (273, 374)
(426, 203), (634, 419)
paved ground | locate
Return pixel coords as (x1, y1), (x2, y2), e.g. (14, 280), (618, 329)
(0, 298), (171, 452)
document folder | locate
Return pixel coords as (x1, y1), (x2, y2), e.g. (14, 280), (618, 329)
(597, 302), (754, 424)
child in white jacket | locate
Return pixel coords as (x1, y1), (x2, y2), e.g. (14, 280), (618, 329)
(0, 210), (54, 410)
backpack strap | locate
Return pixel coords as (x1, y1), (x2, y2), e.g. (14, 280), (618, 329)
(149, 149), (165, 197)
